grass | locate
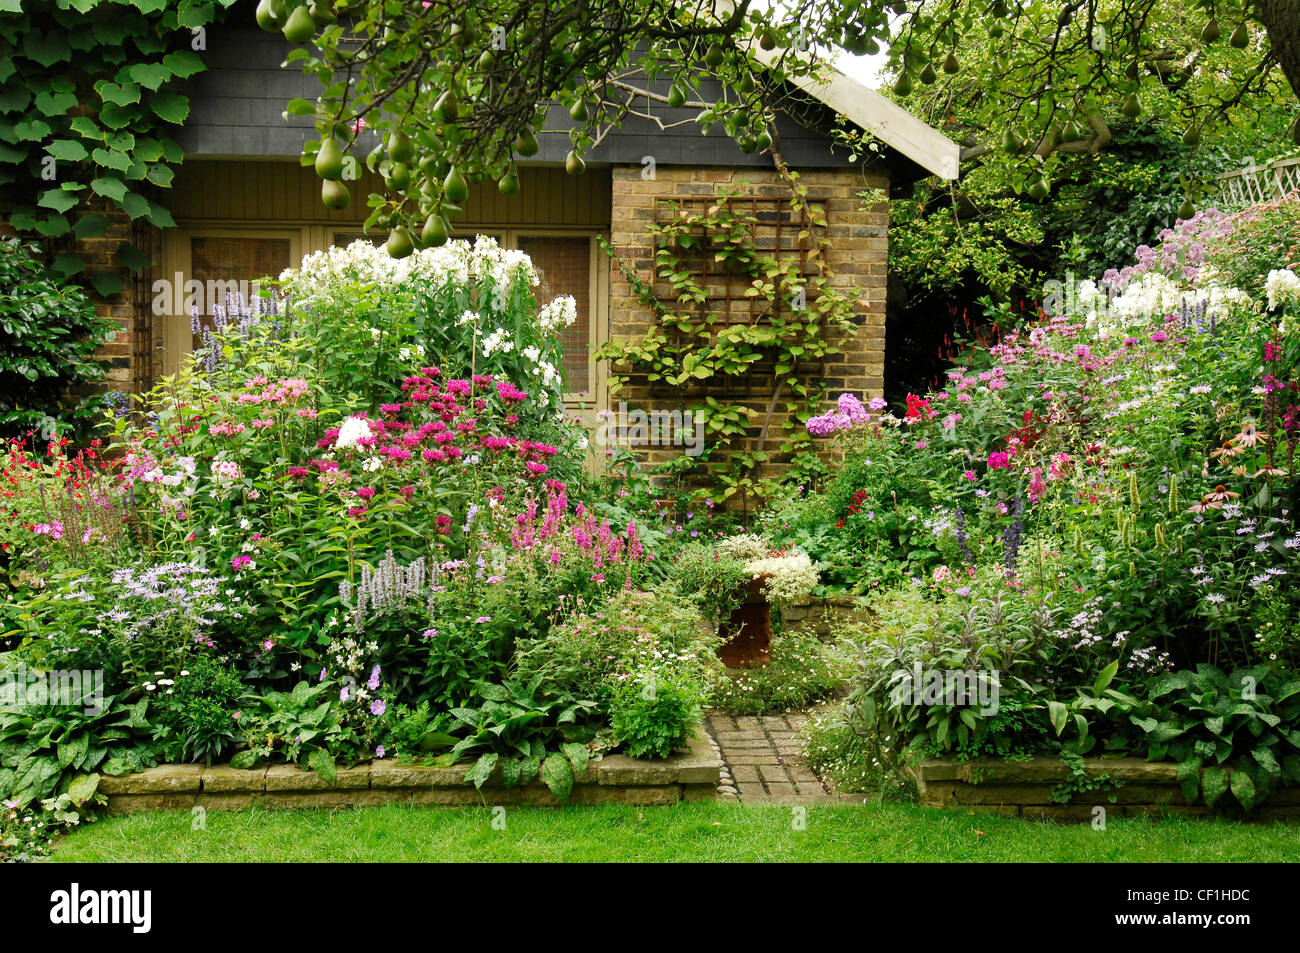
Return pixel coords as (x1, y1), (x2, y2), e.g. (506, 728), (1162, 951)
(51, 801), (1300, 863)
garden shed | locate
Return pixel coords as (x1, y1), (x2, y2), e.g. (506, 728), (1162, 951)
(78, 14), (958, 475)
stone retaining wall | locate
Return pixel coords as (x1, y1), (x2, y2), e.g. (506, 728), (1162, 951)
(915, 757), (1300, 820)
(780, 595), (873, 638)
(99, 735), (720, 814)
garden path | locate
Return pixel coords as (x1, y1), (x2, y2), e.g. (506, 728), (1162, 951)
(706, 713), (857, 805)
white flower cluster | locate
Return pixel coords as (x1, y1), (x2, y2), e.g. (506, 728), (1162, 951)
(279, 236), (539, 310)
(716, 533), (769, 562)
(334, 415), (372, 450)
(481, 327), (514, 356)
(1266, 268), (1300, 312)
(538, 295), (578, 333)
(745, 552), (820, 608)
(1080, 271), (1256, 339)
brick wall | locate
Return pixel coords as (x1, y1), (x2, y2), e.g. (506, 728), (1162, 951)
(606, 164), (888, 488)
(78, 202), (162, 394)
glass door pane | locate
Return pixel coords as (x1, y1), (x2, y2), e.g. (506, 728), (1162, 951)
(190, 236), (292, 335)
(516, 236), (591, 397)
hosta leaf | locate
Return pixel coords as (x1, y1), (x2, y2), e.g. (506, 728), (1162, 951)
(1252, 746), (1282, 777)
(500, 756), (522, 789)
(1176, 757), (1202, 803)
(229, 749), (260, 769)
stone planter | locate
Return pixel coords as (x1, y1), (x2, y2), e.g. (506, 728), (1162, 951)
(718, 575), (772, 668)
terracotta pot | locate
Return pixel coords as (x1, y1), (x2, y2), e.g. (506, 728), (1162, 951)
(717, 575), (772, 668)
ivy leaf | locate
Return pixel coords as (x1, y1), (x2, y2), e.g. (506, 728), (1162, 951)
(128, 62), (173, 91)
(91, 147), (132, 173)
(95, 81), (142, 108)
(90, 272), (124, 299)
(144, 163), (173, 188)
(33, 89), (78, 117)
(37, 187), (79, 213)
(0, 84), (33, 113)
(0, 141), (28, 164)
(52, 252), (86, 277)
(34, 216), (70, 237)
(149, 91), (189, 124)
(90, 176), (127, 202)
(22, 30), (73, 68)
(13, 119), (52, 141)
(72, 214), (111, 239)
(45, 139), (88, 162)
(116, 241), (150, 271)
(99, 102), (135, 130)
(162, 50), (205, 79)
(68, 116), (105, 141)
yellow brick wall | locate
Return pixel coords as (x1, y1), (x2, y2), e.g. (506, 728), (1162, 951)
(606, 164), (888, 482)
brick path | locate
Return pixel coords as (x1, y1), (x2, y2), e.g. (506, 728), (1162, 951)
(706, 712), (847, 804)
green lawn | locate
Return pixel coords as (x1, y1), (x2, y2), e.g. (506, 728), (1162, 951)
(52, 801), (1300, 863)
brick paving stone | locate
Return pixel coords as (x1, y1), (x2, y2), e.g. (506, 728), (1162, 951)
(760, 716), (789, 731)
(793, 779), (825, 796)
(736, 782), (767, 799)
(764, 781), (798, 797)
(730, 765), (760, 783)
(726, 753), (782, 765)
(733, 716), (764, 731)
(757, 764), (790, 784)
(787, 765), (820, 784)
(719, 740), (775, 751)
(709, 710), (839, 805)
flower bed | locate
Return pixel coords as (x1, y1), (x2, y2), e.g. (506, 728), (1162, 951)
(774, 192), (1300, 815)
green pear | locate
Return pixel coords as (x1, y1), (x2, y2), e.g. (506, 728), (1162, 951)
(282, 4), (315, 44)
(386, 226), (414, 259)
(894, 72), (913, 96)
(1229, 22), (1248, 48)
(569, 98), (589, 121)
(1182, 124), (1201, 147)
(667, 83), (687, 108)
(1122, 93), (1141, 118)
(919, 62), (937, 84)
(386, 162), (411, 191)
(387, 129), (414, 164)
(421, 214), (449, 247)
(478, 50), (496, 70)
(256, 0), (280, 32)
(442, 165), (468, 204)
(321, 178), (350, 210)
(1200, 18), (1221, 43)
(1178, 198), (1195, 219)
(704, 43), (725, 67)
(498, 168), (521, 195)
(755, 129), (773, 151)
(315, 138), (343, 180)
(1027, 177), (1050, 201)
(565, 150), (585, 175)
(514, 127), (539, 156)
(943, 52), (959, 74)
(434, 90), (459, 123)
(758, 28), (777, 51)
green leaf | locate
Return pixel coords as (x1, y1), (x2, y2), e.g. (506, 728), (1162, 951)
(90, 176), (127, 202)
(1229, 770), (1257, 810)
(128, 63), (172, 91)
(540, 753), (574, 802)
(1047, 700), (1067, 736)
(72, 214), (110, 239)
(1176, 757), (1202, 802)
(13, 118), (52, 141)
(1197, 767), (1230, 809)
(90, 272), (124, 297)
(465, 752), (498, 789)
(162, 50), (206, 79)
(95, 81), (142, 108)
(116, 241), (150, 271)
(149, 90), (189, 124)
(1252, 746), (1282, 777)
(45, 139), (88, 162)
(500, 756), (522, 789)
(307, 747), (336, 784)
(229, 749), (260, 769)
(33, 89), (78, 117)
(1093, 660), (1120, 697)
(561, 742), (590, 777)
(121, 191), (150, 219)
(37, 187), (78, 213)
(23, 30), (73, 68)
(66, 772), (99, 805)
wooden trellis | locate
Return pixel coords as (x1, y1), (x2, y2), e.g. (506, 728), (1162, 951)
(650, 194), (827, 395)
(1214, 156), (1300, 210)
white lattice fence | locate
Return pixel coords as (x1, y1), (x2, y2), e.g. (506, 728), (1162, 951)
(1214, 156), (1300, 209)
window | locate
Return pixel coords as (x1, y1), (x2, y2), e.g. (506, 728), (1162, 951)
(189, 236), (292, 336)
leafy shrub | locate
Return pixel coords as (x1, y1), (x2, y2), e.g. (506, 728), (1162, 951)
(152, 657), (243, 764)
(608, 674), (703, 759)
(0, 238), (117, 440)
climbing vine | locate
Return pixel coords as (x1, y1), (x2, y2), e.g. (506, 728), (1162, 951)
(0, 0), (236, 293)
(596, 163), (864, 504)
